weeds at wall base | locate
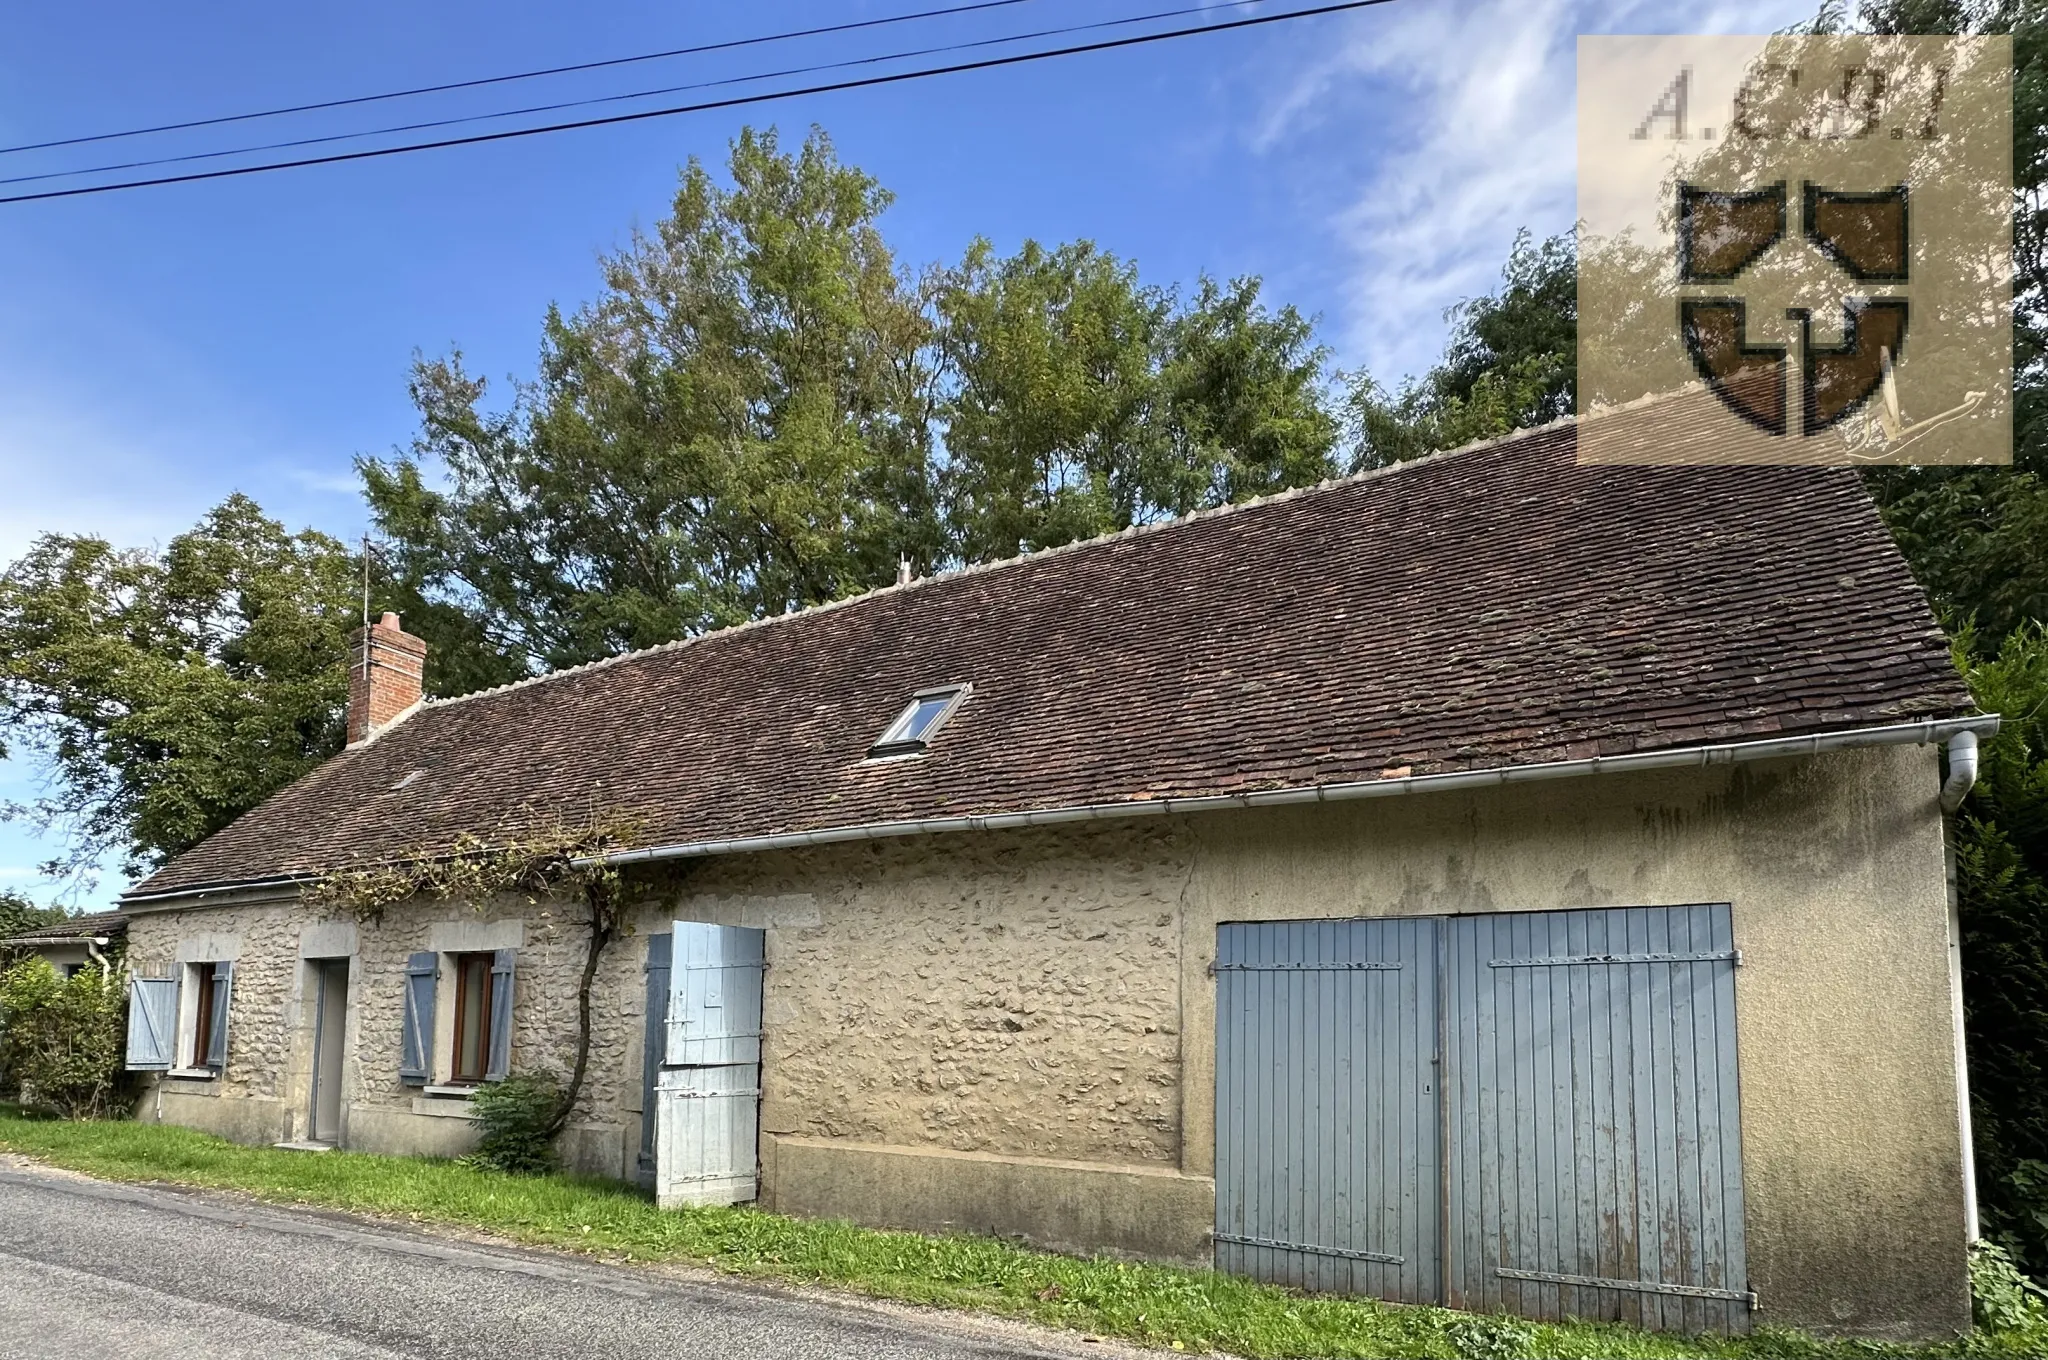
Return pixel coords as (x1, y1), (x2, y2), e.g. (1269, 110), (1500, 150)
(2, 1107), (2045, 1360)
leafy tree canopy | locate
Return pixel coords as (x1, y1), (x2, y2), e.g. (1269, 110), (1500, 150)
(0, 495), (358, 880)
(0, 892), (62, 940)
(938, 240), (1335, 561)
(365, 127), (941, 679)
(1954, 623), (2048, 1271)
(1344, 230), (1575, 470)
(367, 126), (1339, 679)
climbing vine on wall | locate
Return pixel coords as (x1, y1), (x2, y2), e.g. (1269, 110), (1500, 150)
(306, 807), (649, 1140)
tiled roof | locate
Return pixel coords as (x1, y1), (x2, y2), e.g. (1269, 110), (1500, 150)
(4, 912), (127, 945)
(129, 422), (1972, 898)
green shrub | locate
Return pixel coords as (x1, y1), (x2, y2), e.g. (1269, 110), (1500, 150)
(1438, 1312), (1537, 1359)
(1953, 624), (2048, 1282)
(0, 957), (126, 1119)
(462, 1071), (561, 1175)
(1971, 1239), (2048, 1335)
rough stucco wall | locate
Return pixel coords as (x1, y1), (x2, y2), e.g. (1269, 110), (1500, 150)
(1176, 743), (1967, 1340)
(642, 819), (1190, 1166)
(126, 821), (1189, 1181)
(1722, 746), (1969, 1338)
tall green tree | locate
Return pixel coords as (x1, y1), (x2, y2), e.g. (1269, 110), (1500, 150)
(1160, 276), (1341, 503)
(1955, 624), (2048, 1271)
(363, 126), (943, 678)
(936, 242), (1337, 560)
(1851, 0), (2048, 648)
(0, 892), (61, 941)
(0, 495), (358, 879)
(937, 238), (1172, 558)
(1345, 231), (1575, 469)
(372, 126), (1340, 675)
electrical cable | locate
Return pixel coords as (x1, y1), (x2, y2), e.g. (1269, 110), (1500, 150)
(0, 0), (1394, 207)
(0, 0), (1039, 157)
(0, 1), (1258, 189)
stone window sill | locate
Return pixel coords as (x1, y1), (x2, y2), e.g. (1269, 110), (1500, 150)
(165, 1066), (218, 1081)
(411, 1086), (479, 1119)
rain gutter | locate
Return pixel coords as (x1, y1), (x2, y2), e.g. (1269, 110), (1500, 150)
(574, 714), (2001, 871)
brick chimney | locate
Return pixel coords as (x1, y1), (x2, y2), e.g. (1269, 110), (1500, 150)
(346, 612), (427, 747)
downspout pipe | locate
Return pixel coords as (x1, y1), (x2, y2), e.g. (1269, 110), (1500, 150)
(1939, 730), (1980, 814)
(1939, 728), (1985, 1242)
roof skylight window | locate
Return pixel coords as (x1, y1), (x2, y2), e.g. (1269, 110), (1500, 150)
(869, 684), (971, 758)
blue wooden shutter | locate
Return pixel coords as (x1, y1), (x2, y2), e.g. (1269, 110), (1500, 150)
(204, 962), (234, 1071)
(124, 977), (177, 1071)
(485, 948), (516, 1081)
(399, 952), (436, 1085)
(666, 922), (765, 1066)
(638, 930), (672, 1185)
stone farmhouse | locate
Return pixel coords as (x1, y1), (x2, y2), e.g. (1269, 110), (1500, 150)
(117, 423), (1993, 1339)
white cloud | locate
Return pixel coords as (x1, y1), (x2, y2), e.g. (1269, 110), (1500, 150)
(1256, 0), (1816, 383)
(284, 465), (367, 497)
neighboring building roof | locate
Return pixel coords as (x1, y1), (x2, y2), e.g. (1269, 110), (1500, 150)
(127, 421), (1974, 901)
(3, 912), (127, 946)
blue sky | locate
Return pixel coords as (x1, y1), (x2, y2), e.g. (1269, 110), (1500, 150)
(0, 0), (1804, 905)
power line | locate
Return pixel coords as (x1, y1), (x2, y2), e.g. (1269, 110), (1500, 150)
(0, 0), (1394, 207)
(0, 0), (1039, 158)
(0, 2), (1247, 189)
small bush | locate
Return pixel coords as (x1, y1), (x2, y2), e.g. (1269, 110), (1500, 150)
(1438, 1312), (1537, 1359)
(0, 958), (126, 1119)
(1970, 1239), (2048, 1334)
(462, 1071), (561, 1175)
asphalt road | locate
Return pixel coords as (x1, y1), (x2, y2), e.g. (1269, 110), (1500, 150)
(0, 1161), (1145, 1360)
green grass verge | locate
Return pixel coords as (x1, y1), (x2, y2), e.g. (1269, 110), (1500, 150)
(0, 1106), (2036, 1360)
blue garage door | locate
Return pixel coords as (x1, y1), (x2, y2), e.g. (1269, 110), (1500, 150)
(1215, 905), (1752, 1333)
(1213, 917), (1442, 1303)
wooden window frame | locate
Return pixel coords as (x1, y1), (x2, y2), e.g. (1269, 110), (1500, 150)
(190, 962), (218, 1069)
(448, 952), (496, 1085)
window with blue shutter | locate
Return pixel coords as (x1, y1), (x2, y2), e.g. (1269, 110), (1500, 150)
(399, 952), (436, 1085)
(125, 977), (177, 1071)
(203, 961), (233, 1071)
(485, 949), (516, 1081)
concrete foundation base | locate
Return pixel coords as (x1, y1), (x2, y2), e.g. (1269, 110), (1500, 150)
(149, 1089), (290, 1147)
(762, 1134), (1215, 1264)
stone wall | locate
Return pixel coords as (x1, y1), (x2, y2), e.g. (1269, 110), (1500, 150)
(125, 818), (1191, 1179)
(121, 744), (1972, 1337)
(125, 895), (643, 1172)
